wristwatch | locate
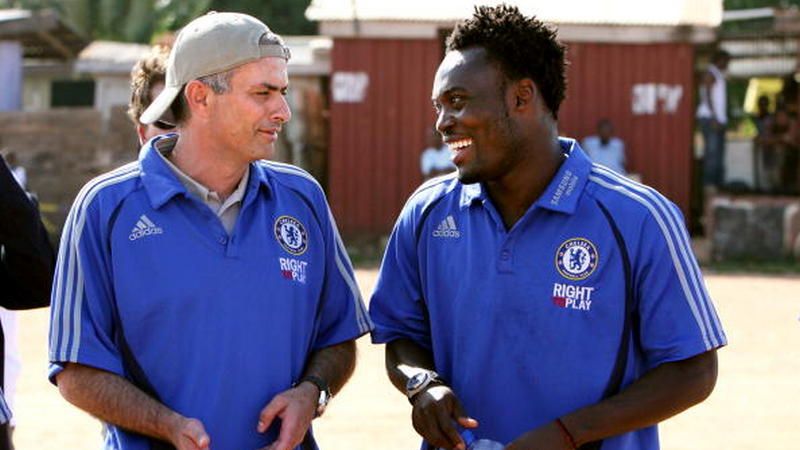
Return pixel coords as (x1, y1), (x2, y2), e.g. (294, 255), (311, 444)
(405, 370), (443, 403)
(298, 375), (331, 417)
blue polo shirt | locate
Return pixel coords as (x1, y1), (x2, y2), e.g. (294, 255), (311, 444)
(370, 138), (725, 449)
(49, 135), (373, 450)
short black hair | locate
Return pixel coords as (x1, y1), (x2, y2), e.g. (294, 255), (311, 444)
(447, 4), (567, 119)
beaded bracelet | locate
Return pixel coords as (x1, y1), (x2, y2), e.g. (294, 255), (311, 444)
(555, 417), (578, 449)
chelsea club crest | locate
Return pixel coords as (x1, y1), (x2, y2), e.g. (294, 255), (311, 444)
(274, 215), (308, 256)
(555, 238), (598, 281)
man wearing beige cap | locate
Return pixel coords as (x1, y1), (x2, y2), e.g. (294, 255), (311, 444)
(49, 12), (372, 450)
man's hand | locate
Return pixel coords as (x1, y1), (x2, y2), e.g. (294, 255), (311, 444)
(55, 364), (211, 449)
(505, 422), (572, 450)
(411, 385), (478, 450)
(256, 381), (318, 450)
(166, 416), (211, 450)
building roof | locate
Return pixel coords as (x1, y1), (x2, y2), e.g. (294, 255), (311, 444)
(284, 36), (332, 76)
(75, 40), (151, 75)
(306, 0), (723, 27)
(74, 37), (332, 77)
(0, 8), (88, 59)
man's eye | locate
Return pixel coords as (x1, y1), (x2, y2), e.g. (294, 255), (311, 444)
(450, 95), (465, 106)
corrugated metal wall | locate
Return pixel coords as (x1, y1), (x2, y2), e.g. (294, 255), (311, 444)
(329, 39), (695, 236)
(560, 42), (696, 218)
(329, 38), (442, 236)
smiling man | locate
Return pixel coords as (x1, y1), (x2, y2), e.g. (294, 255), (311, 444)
(49, 12), (371, 450)
(369, 5), (725, 450)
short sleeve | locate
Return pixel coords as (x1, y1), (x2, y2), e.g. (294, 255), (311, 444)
(310, 187), (372, 350)
(634, 202), (726, 369)
(369, 203), (432, 350)
(48, 195), (124, 383)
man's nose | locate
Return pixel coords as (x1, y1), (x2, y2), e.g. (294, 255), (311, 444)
(273, 95), (292, 124)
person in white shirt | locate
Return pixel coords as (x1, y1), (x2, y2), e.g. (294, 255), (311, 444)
(420, 128), (455, 180)
(696, 50), (730, 189)
(582, 119), (626, 175)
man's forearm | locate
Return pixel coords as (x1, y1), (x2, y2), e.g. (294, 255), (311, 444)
(302, 340), (357, 395)
(562, 350), (718, 446)
(57, 363), (183, 443)
(385, 338), (437, 394)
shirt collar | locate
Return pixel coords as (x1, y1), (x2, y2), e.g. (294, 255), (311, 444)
(156, 148), (250, 208)
(140, 134), (270, 209)
(459, 182), (484, 208)
(458, 137), (592, 215)
(535, 137), (592, 214)
(140, 134), (185, 209)
(245, 161), (273, 205)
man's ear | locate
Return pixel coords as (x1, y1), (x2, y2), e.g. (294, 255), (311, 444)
(513, 78), (536, 111)
(184, 80), (211, 119)
(136, 124), (147, 146)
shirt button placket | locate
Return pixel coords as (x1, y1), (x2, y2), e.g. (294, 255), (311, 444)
(497, 246), (513, 272)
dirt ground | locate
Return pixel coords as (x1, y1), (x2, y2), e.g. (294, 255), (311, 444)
(10, 270), (800, 449)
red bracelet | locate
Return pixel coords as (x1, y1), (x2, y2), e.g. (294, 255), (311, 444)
(555, 417), (578, 449)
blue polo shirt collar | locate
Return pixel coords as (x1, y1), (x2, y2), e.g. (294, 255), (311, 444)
(535, 137), (592, 214)
(459, 138), (591, 214)
(139, 134), (271, 210)
(245, 160), (274, 206)
(459, 182), (484, 208)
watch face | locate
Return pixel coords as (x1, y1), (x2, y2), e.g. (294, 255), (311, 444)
(319, 388), (330, 405)
(407, 372), (429, 392)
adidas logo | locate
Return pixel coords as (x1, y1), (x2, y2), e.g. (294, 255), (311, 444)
(128, 214), (164, 241)
(432, 215), (461, 238)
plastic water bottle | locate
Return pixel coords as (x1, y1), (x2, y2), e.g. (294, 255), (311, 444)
(468, 439), (504, 450)
(462, 430), (504, 450)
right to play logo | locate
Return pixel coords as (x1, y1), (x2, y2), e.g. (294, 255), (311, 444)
(279, 257), (308, 284)
(551, 282), (595, 311)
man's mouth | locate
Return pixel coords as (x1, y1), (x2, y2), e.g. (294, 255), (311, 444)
(446, 138), (473, 151)
(259, 128), (280, 138)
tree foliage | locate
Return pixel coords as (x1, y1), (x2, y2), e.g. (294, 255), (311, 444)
(725, 0), (800, 9)
(5, 0), (316, 43)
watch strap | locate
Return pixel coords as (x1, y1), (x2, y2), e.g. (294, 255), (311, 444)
(298, 375), (329, 395)
(297, 375), (331, 417)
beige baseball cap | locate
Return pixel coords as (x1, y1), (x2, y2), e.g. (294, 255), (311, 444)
(139, 11), (290, 125)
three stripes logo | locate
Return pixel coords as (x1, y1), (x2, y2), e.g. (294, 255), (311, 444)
(432, 215), (461, 238)
(128, 214), (163, 241)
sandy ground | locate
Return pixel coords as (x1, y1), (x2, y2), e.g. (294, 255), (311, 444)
(10, 270), (800, 449)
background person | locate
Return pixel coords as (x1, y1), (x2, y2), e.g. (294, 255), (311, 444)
(581, 118), (626, 175)
(0, 150), (34, 449)
(696, 50), (730, 190)
(0, 153), (55, 450)
(761, 106), (799, 195)
(420, 127), (455, 181)
(753, 94), (774, 192)
(127, 44), (175, 147)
